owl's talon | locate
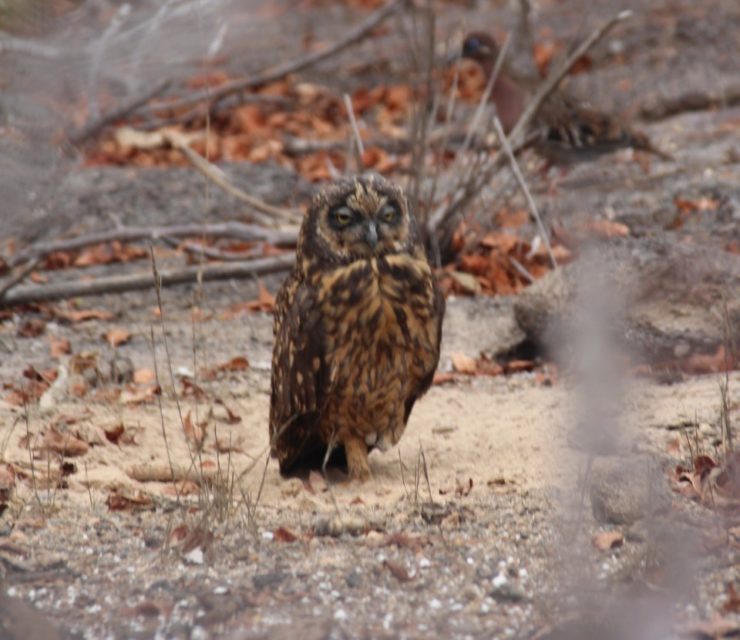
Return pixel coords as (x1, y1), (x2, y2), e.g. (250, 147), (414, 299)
(344, 437), (372, 481)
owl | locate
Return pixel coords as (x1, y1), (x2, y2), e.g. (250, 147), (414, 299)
(269, 175), (445, 480)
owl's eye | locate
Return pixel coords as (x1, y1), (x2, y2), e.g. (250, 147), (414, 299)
(330, 206), (354, 227)
(379, 204), (399, 224)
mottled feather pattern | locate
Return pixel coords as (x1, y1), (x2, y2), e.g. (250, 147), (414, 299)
(269, 175), (444, 480)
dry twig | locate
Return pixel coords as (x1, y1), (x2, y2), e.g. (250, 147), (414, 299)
(172, 138), (300, 224)
(0, 254), (294, 306)
(69, 80), (172, 146)
(143, 0), (407, 118)
(492, 115), (557, 268)
(343, 93), (365, 173)
(6, 222), (298, 269)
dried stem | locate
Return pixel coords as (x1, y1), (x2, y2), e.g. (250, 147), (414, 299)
(173, 138), (300, 224)
(0, 254), (294, 307)
(144, 0), (407, 118)
(6, 222), (297, 269)
(492, 115), (557, 268)
(70, 80), (172, 146)
(343, 93), (364, 173)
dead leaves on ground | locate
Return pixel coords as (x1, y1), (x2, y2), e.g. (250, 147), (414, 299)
(675, 452), (739, 510)
(106, 489), (154, 512)
(87, 76), (414, 180)
(440, 230), (571, 297)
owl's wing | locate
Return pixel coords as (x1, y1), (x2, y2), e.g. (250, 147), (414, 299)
(269, 275), (328, 473)
(404, 275), (446, 422)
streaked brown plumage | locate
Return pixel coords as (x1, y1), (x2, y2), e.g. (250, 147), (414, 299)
(270, 175), (445, 480)
(461, 32), (672, 163)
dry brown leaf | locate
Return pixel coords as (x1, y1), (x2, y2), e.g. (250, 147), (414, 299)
(385, 532), (428, 551)
(120, 384), (160, 405)
(133, 368), (155, 384)
(105, 328), (132, 347)
(446, 270), (481, 295)
(50, 337), (71, 358)
(66, 309), (114, 323)
(0, 464), (15, 502)
(41, 427), (90, 457)
(592, 530), (624, 551)
(675, 196), (719, 214)
(580, 219), (630, 239)
(533, 41), (558, 76)
(17, 318), (46, 338)
(682, 614), (740, 639)
(213, 433), (243, 453)
(162, 480), (200, 497)
(451, 353), (477, 375)
(106, 490), (154, 512)
(383, 559), (412, 582)
(183, 410), (207, 448)
(433, 372), (456, 385)
(480, 232), (522, 253)
(505, 359), (537, 374)
(274, 527), (299, 543)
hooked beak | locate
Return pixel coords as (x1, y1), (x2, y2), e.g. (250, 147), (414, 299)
(365, 221), (378, 250)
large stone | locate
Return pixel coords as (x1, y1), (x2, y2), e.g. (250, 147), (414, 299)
(589, 455), (672, 525)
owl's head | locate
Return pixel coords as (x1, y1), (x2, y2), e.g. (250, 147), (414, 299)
(461, 32), (500, 65)
(299, 175), (420, 269)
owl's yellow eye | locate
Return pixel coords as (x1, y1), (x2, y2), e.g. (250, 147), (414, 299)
(331, 207), (353, 227)
(379, 204), (398, 224)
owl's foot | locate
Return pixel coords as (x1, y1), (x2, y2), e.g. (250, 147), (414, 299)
(344, 436), (371, 481)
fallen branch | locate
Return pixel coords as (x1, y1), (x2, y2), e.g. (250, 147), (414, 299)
(160, 236), (264, 262)
(640, 82), (740, 121)
(127, 463), (218, 485)
(7, 222), (299, 269)
(0, 254), (294, 307)
(493, 115), (557, 269)
(171, 136), (301, 224)
(145, 0), (406, 116)
(0, 35), (63, 59)
(0, 259), (41, 300)
(69, 79), (172, 146)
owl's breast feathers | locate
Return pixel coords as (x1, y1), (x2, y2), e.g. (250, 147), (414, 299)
(269, 249), (444, 472)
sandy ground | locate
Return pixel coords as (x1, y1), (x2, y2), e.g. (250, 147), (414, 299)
(0, 299), (738, 638)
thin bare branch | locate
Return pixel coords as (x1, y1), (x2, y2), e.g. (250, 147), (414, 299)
(69, 80), (172, 146)
(0, 35), (62, 58)
(172, 139), (300, 224)
(343, 93), (365, 173)
(0, 258), (41, 299)
(147, 0), (407, 117)
(493, 116), (557, 269)
(0, 254), (294, 307)
(7, 222), (298, 269)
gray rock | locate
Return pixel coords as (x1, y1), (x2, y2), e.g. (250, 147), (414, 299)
(514, 237), (740, 364)
(589, 456), (672, 525)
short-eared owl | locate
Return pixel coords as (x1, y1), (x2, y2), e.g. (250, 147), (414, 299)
(269, 175), (445, 480)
